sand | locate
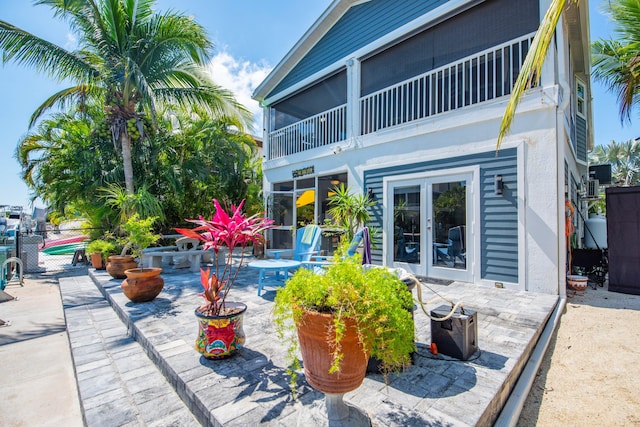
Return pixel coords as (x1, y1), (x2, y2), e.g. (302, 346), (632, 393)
(517, 282), (640, 426)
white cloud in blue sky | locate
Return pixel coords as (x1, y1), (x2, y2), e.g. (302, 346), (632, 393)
(206, 51), (272, 136)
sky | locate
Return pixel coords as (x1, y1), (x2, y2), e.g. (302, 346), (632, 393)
(0, 0), (638, 211)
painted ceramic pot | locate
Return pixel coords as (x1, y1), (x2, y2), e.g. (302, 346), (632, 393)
(567, 275), (588, 291)
(194, 302), (247, 359)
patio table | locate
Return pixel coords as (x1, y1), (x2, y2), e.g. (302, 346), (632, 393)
(248, 259), (301, 296)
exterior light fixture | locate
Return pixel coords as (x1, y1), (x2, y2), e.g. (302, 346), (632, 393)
(494, 174), (504, 195)
(367, 187), (376, 200)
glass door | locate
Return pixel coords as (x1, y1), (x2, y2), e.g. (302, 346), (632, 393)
(387, 172), (473, 282)
(428, 176), (471, 282)
(392, 183), (422, 273)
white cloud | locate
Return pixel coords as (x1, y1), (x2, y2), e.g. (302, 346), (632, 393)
(206, 51), (272, 136)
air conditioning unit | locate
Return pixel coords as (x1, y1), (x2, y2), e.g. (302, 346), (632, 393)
(584, 179), (599, 199)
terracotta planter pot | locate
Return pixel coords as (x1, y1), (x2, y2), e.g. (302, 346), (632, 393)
(194, 302), (247, 359)
(296, 309), (368, 394)
(106, 255), (138, 279)
(90, 252), (105, 270)
(121, 267), (164, 302)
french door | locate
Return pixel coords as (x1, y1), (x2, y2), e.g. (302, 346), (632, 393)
(386, 171), (475, 282)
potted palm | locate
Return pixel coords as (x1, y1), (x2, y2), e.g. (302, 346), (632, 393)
(327, 183), (375, 243)
(273, 242), (414, 423)
(86, 239), (116, 270)
(118, 214), (163, 302)
(176, 199), (274, 359)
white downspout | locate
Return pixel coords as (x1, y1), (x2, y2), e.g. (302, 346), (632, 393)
(556, 15), (571, 299)
(495, 7), (572, 425)
(494, 297), (566, 427)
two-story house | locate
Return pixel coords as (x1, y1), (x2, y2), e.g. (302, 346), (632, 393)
(253, 0), (592, 295)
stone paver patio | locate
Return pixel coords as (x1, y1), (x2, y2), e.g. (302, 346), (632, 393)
(60, 258), (558, 426)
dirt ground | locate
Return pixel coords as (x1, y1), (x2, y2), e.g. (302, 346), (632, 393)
(517, 282), (640, 426)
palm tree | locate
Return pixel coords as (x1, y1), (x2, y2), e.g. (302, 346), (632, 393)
(16, 107), (114, 213)
(589, 139), (640, 186)
(592, 0), (640, 122)
(1, 0), (250, 194)
(497, 0), (579, 149)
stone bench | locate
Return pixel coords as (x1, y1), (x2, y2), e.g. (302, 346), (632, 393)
(141, 250), (207, 272)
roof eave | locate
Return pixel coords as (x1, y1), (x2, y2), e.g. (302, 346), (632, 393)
(252, 0), (357, 102)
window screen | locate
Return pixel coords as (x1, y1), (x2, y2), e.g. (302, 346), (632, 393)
(361, 0), (539, 96)
(271, 69), (347, 130)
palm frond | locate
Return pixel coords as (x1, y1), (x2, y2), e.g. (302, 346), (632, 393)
(29, 85), (105, 127)
(592, 0), (640, 122)
(497, 0), (574, 150)
(0, 20), (97, 82)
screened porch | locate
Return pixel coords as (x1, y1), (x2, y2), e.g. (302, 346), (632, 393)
(266, 32), (536, 160)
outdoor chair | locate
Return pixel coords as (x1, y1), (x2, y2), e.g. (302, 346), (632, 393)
(304, 227), (372, 270)
(174, 237), (202, 269)
(268, 224), (322, 261)
(447, 225), (466, 266)
(251, 225), (322, 296)
(396, 229), (419, 263)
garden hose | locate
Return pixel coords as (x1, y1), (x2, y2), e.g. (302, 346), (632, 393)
(403, 273), (465, 321)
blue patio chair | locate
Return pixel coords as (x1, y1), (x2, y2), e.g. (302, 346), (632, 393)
(396, 230), (419, 263)
(252, 225), (322, 296)
(269, 225), (322, 261)
(303, 227), (371, 270)
(447, 225), (465, 265)
(347, 227), (371, 263)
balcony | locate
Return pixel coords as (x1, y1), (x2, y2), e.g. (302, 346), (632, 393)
(267, 33), (535, 160)
(268, 104), (347, 160)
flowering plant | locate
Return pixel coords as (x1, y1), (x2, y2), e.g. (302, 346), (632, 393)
(176, 199), (274, 316)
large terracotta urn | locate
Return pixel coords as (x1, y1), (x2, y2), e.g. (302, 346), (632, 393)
(296, 309), (368, 394)
(106, 255), (138, 279)
(121, 267), (164, 302)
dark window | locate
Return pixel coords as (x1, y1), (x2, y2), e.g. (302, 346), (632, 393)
(271, 69), (347, 130)
(360, 0), (539, 96)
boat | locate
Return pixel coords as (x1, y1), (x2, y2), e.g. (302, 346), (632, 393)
(41, 235), (88, 249)
(40, 242), (88, 255)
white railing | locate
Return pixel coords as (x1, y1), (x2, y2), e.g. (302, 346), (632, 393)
(360, 32), (536, 134)
(267, 33), (535, 159)
(268, 105), (347, 159)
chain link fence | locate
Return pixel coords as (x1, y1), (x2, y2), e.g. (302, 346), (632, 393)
(9, 222), (265, 276)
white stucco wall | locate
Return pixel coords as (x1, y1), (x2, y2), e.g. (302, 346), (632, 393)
(262, 85), (565, 294)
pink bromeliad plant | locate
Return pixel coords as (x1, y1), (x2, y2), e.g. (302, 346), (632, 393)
(176, 199), (274, 316)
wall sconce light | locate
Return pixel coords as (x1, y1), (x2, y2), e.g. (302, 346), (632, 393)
(494, 174), (504, 195)
(367, 187), (376, 200)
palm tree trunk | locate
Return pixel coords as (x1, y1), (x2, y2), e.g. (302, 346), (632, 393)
(120, 131), (135, 194)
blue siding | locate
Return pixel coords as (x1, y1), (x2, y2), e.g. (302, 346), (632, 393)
(269, 0), (449, 97)
(364, 148), (519, 283)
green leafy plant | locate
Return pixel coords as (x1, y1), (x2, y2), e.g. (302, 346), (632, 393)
(327, 184), (375, 243)
(121, 214), (160, 269)
(273, 243), (415, 393)
(86, 239), (116, 263)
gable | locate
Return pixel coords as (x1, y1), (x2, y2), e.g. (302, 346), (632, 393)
(268, 0), (450, 98)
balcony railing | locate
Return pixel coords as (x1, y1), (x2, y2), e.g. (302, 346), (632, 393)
(268, 105), (347, 159)
(267, 33), (535, 159)
(360, 33), (535, 134)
